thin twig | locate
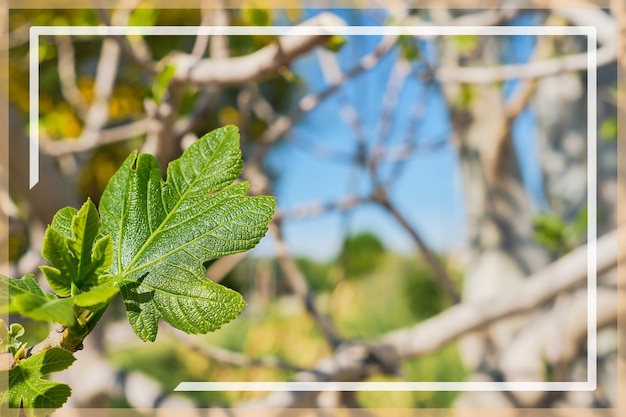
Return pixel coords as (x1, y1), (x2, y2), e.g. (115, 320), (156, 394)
(164, 327), (304, 372)
(244, 34), (399, 195)
(41, 119), (150, 156)
(270, 221), (343, 349)
(55, 35), (89, 119)
(372, 187), (461, 304)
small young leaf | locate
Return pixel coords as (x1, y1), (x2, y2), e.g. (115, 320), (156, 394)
(1, 274), (119, 327)
(10, 295), (76, 328)
(40, 199), (113, 296)
(99, 125), (276, 341)
(8, 348), (75, 417)
(72, 278), (120, 308)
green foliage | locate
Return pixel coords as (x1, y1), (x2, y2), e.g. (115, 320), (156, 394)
(341, 232), (386, 279)
(3, 322), (27, 360)
(241, 8), (271, 26)
(98, 125), (275, 341)
(397, 35), (421, 61)
(533, 207), (587, 256)
(7, 348), (75, 416)
(600, 116), (617, 141)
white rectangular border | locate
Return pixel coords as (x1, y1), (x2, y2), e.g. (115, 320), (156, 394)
(28, 25), (597, 392)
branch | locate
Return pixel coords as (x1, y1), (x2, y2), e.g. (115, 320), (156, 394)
(274, 195), (366, 222)
(380, 226), (624, 360)
(40, 119), (150, 156)
(372, 187), (461, 304)
(244, 33), (399, 195)
(270, 221), (343, 349)
(169, 13), (346, 87)
(436, 8), (617, 84)
(165, 327), (304, 373)
(96, 6), (158, 77)
(55, 35), (89, 119)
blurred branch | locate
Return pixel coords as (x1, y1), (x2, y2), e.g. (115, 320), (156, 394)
(436, 8), (617, 84)
(270, 221), (343, 349)
(369, 59), (412, 181)
(169, 13), (346, 87)
(165, 327), (304, 373)
(316, 49), (368, 161)
(190, 8), (213, 58)
(436, 44), (616, 83)
(208, 0), (229, 60)
(142, 82), (185, 172)
(6, 107), (80, 224)
(381, 226), (624, 360)
(372, 187), (461, 304)
(274, 195), (367, 222)
(97, 6), (158, 77)
(204, 252), (248, 283)
(41, 119), (150, 156)
(245, 34), (399, 195)
(55, 35), (89, 119)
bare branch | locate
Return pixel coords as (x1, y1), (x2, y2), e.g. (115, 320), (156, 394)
(274, 195), (366, 222)
(244, 33), (399, 195)
(41, 119), (150, 156)
(169, 13), (346, 87)
(436, 8), (617, 84)
(372, 187), (461, 304)
(208, 0), (229, 60)
(270, 221), (343, 349)
(204, 252), (248, 283)
(190, 8), (213, 58)
(381, 226), (624, 360)
(316, 49), (368, 159)
(55, 35), (89, 118)
(369, 59), (412, 180)
(165, 327), (304, 372)
(96, 7), (158, 77)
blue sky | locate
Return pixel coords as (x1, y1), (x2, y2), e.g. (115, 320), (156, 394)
(253, 9), (546, 261)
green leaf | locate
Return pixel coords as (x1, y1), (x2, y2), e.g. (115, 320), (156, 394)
(9, 348), (75, 417)
(1, 274), (76, 327)
(73, 278), (120, 308)
(40, 199), (113, 296)
(152, 64), (176, 103)
(99, 125), (275, 341)
(1, 274), (119, 328)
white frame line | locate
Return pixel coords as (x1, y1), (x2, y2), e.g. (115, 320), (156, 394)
(28, 25), (597, 392)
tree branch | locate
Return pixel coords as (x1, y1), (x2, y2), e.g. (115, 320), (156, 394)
(169, 13), (346, 87)
(270, 221), (343, 349)
(372, 187), (461, 304)
(381, 226), (624, 360)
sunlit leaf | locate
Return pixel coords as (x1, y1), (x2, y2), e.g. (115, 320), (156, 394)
(8, 348), (75, 417)
(99, 125), (276, 341)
